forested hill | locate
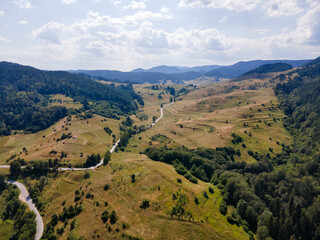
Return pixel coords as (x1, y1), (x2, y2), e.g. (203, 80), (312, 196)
(242, 63), (293, 76)
(275, 57), (320, 146)
(0, 62), (143, 135)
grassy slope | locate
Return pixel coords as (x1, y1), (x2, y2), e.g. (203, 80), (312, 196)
(50, 94), (83, 109)
(0, 114), (120, 165)
(131, 78), (291, 163)
(35, 153), (248, 240)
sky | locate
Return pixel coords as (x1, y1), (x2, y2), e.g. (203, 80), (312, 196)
(0, 0), (319, 71)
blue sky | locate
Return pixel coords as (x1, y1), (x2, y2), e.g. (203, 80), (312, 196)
(0, 0), (319, 71)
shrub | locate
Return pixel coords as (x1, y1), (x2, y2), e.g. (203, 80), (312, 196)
(208, 187), (214, 194)
(140, 199), (150, 209)
(184, 172), (198, 184)
(101, 210), (109, 223)
(110, 210), (117, 224)
(84, 171), (90, 179)
(104, 184), (109, 191)
(219, 200), (227, 215)
(131, 174), (136, 183)
(203, 191), (208, 199)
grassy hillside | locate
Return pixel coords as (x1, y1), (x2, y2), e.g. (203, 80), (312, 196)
(131, 78), (291, 163)
(0, 114), (121, 165)
(32, 153), (248, 240)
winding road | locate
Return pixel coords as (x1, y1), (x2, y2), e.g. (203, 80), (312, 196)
(1, 101), (173, 240)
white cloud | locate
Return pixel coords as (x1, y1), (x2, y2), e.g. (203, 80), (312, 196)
(0, 37), (11, 42)
(218, 16), (228, 22)
(124, 1), (146, 10)
(292, 3), (320, 45)
(179, 0), (260, 12)
(62, 0), (78, 4)
(19, 20), (28, 24)
(14, 0), (32, 9)
(252, 28), (267, 34)
(0, 11), (4, 16)
(32, 21), (66, 44)
(264, 0), (303, 17)
(179, 0), (310, 17)
(160, 7), (169, 13)
(168, 28), (231, 51)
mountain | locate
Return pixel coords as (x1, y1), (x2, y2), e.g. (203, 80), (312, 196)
(72, 59), (311, 84)
(132, 65), (189, 74)
(71, 69), (203, 84)
(0, 62), (142, 135)
(205, 59), (311, 79)
(304, 56), (320, 67)
(241, 63), (293, 76)
(132, 64), (221, 74)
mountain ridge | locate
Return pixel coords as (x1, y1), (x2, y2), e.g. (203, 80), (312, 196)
(71, 59), (311, 83)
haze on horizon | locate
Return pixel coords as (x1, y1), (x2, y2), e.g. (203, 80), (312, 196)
(0, 0), (319, 71)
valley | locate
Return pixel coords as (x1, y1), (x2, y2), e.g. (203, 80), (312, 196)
(0, 58), (320, 240)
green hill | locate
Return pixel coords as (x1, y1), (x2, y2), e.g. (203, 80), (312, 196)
(242, 63), (293, 76)
(0, 62), (143, 135)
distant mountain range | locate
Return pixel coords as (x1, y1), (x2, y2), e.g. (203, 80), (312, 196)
(131, 65), (221, 74)
(70, 59), (312, 84)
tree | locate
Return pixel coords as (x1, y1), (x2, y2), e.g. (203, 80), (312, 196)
(171, 204), (185, 220)
(101, 210), (109, 223)
(51, 214), (58, 226)
(140, 199), (150, 209)
(152, 116), (157, 123)
(110, 210), (117, 224)
(0, 174), (6, 191)
(104, 151), (111, 165)
(219, 200), (227, 215)
(104, 184), (109, 191)
(131, 174), (136, 183)
(10, 160), (21, 176)
(84, 171), (90, 179)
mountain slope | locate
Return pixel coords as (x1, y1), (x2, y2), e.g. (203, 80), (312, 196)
(205, 59), (310, 78)
(71, 69), (203, 84)
(241, 63), (293, 76)
(132, 64), (221, 74)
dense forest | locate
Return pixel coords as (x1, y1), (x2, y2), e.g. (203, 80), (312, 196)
(146, 58), (320, 240)
(0, 62), (143, 135)
(242, 63), (293, 76)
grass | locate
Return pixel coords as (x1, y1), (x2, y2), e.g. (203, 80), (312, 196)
(0, 114), (121, 165)
(50, 94), (83, 109)
(0, 220), (14, 240)
(33, 152), (248, 240)
(131, 78), (291, 163)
